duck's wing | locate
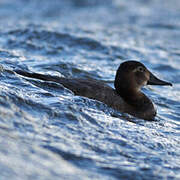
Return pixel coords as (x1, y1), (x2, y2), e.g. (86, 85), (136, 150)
(58, 78), (129, 113)
(58, 78), (110, 97)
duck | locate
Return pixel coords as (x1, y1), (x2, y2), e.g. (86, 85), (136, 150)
(15, 61), (172, 120)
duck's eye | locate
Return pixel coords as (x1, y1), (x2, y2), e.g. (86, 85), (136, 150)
(137, 66), (145, 72)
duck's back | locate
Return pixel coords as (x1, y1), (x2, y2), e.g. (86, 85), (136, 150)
(57, 78), (126, 111)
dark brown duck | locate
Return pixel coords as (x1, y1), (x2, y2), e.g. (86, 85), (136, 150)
(15, 61), (172, 120)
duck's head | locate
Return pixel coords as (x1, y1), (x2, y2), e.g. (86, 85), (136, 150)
(114, 61), (172, 105)
(114, 60), (172, 120)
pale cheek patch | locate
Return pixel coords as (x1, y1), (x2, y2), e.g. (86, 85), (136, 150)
(142, 81), (147, 86)
(132, 69), (137, 73)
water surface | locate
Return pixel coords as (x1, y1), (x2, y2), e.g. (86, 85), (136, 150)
(0, 0), (180, 179)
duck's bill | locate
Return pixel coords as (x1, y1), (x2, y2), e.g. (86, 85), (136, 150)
(147, 72), (172, 86)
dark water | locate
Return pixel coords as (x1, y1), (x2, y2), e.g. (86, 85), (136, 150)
(0, 0), (180, 179)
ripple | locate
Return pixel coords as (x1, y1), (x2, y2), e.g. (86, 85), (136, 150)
(0, 0), (180, 180)
(5, 29), (109, 54)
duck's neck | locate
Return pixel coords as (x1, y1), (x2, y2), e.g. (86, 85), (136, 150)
(114, 74), (156, 119)
(115, 83), (153, 111)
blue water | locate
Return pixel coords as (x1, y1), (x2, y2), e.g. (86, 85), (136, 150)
(0, 0), (180, 179)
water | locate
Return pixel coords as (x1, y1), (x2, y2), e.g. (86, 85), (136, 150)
(0, 0), (180, 179)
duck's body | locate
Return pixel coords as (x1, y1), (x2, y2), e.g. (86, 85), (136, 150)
(55, 77), (155, 120)
(15, 61), (172, 120)
(58, 77), (127, 110)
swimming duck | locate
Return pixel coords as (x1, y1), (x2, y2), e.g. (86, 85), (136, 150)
(15, 61), (172, 120)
